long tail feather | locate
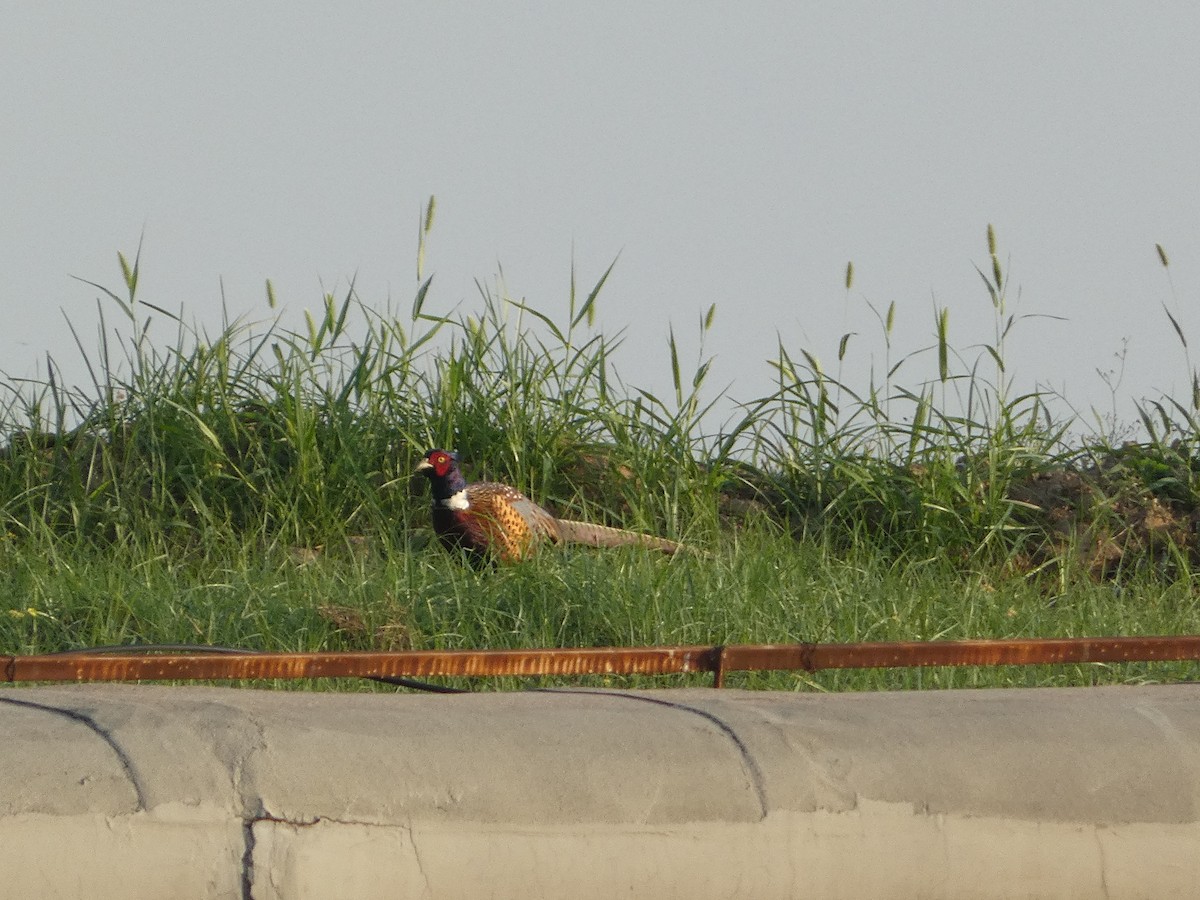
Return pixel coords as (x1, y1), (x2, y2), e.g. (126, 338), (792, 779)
(553, 519), (682, 554)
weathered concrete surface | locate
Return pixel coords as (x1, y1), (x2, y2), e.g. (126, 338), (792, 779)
(2, 683), (1199, 898)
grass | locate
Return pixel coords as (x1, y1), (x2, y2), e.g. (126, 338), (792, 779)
(3, 210), (1199, 691)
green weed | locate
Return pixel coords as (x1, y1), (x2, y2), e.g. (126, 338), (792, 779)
(1, 214), (1198, 691)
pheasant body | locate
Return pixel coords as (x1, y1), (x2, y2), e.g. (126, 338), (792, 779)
(415, 449), (681, 563)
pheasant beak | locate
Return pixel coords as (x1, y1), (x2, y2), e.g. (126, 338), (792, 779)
(410, 457), (434, 497)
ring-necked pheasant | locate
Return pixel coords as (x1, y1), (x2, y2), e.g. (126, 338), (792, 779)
(414, 448), (681, 564)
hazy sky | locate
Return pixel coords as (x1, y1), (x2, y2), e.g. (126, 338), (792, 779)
(3, 4), (1197, 436)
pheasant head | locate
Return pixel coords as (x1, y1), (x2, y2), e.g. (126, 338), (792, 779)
(413, 448), (469, 510)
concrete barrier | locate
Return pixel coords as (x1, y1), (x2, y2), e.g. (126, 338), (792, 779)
(2, 682), (1199, 898)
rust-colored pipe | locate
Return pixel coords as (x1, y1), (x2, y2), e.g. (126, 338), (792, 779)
(4, 635), (1200, 687)
(2, 646), (719, 684)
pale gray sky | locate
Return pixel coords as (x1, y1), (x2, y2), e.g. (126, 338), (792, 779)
(3, 4), (1197, 435)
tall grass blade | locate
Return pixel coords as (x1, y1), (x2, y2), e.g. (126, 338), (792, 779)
(572, 257), (616, 331)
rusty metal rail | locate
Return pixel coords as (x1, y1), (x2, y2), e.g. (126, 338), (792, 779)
(4, 635), (1200, 687)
